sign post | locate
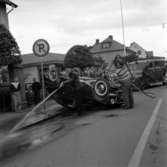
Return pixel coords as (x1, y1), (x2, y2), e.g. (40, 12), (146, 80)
(41, 62), (45, 100)
(33, 39), (50, 101)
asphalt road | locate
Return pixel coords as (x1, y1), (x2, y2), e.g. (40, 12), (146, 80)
(0, 86), (167, 167)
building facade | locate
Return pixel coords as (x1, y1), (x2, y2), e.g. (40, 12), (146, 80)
(90, 35), (135, 67)
(129, 42), (147, 58)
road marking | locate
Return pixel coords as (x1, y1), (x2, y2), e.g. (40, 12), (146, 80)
(128, 98), (162, 167)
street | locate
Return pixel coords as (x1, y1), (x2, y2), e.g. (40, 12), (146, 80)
(0, 86), (167, 167)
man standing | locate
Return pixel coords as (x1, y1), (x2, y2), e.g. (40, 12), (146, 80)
(10, 77), (21, 112)
(32, 78), (41, 104)
(66, 68), (83, 115)
(112, 55), (134, 109)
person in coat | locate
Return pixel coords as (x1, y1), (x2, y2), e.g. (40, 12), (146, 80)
(32, 78), (41, 104)
(10, 77), (21, 112)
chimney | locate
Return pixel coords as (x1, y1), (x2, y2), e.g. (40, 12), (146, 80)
(95, 39), (100, 44)
(108, 35), (113, 40)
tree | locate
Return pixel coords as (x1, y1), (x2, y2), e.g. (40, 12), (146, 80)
(0, 24), (22, 66)
(64, 45), (94, 70)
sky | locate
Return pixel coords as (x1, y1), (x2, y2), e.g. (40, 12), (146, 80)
(8, 0), (167, 57)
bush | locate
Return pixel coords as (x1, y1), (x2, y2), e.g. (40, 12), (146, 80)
(0, 24), (22, 66)
(64, 45), (94, 70)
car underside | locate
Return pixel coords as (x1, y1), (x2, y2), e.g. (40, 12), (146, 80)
(47, 77), (123, 111)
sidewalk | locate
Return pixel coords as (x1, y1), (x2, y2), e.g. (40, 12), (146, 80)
(0, 102), (63, 135)
(13, 103), (63, 131)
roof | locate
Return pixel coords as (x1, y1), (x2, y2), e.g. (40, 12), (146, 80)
(22, 53), (65, 66)
(130, 42), (146, 51)
(146, 51), (154, 58)
(0, 0), (18, 8)
(90, 35), (134, 54)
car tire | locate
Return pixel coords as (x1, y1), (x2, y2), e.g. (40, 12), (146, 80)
(93, 79), (110, 102)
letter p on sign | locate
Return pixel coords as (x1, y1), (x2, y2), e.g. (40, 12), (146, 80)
(33, 39), (50, 57)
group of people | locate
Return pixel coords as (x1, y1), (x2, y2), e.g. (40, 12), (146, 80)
(81, 55), (134, 110)
(56, 55), (134, 116)
(11, 77), (41, 112)
(83, 67), (104, 78)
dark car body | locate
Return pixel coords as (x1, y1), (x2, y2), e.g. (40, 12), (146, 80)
(50, 76), (123, 110)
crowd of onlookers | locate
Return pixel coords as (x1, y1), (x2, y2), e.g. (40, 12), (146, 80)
(0, 76), (42, 112)
(82, 67), (105, 78)
(0, 65), (110, 112)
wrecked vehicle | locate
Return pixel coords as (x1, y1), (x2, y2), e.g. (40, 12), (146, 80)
(49, 74), (123, 110)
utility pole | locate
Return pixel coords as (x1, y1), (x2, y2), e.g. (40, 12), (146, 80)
(119, 0), (126, 57)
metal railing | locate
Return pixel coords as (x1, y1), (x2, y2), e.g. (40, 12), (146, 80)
(10, 87), (61, 133)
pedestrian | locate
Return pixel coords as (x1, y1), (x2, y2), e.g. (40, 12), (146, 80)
(32, 78), (41, 104)
(71, 68), (87, 115)
(63, 68), (85, 115)
(10, 77), (21, 112)
(112, 55), (134, 109)
(44, 69), (60, 94)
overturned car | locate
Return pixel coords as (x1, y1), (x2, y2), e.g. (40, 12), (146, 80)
(47, 74), (123, 112)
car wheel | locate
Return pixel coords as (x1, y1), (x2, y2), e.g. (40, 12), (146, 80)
(93, 79), (110, 102)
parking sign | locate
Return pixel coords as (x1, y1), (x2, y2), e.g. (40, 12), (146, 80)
(33, 39), (50, 57)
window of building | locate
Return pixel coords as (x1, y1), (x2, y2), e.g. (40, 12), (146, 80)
(101, 42), (111, 49)
(137, 50), (141, 55)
